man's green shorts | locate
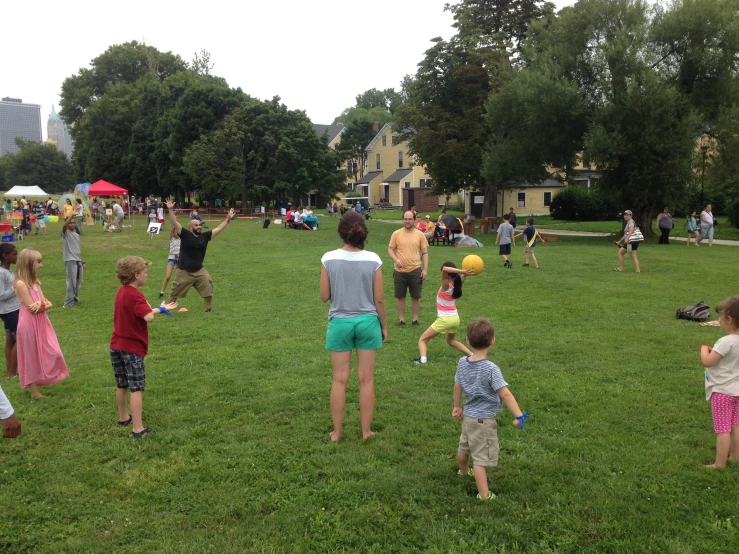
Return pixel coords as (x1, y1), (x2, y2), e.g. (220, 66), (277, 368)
(326, 314), (383, 352)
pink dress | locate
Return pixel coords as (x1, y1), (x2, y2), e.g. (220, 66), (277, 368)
(17, 285), (69, 389)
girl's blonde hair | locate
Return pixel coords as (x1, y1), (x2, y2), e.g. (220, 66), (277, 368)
(15, 249), (42, 288)
(116, 256), (151, 285)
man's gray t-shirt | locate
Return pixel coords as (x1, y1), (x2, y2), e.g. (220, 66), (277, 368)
(455, 357), (509, 419)
(321, 249), (382, 319)
(497, 223), (514, 245)
(61, 228), (81, 262)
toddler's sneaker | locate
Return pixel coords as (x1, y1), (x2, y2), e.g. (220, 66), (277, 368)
(476, 491), (497, 501)
(457, 468), (474, 477)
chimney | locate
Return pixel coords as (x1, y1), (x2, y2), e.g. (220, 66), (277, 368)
(373, 121), (380, 132)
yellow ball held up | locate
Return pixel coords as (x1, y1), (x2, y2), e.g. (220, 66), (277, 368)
(462, 255), (484, 275)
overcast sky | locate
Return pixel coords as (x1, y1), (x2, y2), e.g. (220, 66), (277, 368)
(3, 0), (574, 139)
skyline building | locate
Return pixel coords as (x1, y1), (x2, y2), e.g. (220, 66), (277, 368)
(46, 104), (73, 159)
(0, 97), (42, 155)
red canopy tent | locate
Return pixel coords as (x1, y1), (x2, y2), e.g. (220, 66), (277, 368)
(88, 180), (128, 196)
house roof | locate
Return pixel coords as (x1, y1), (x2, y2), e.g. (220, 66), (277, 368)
(356, 171), (383, 184)
(384, 169), (413, 182)
(313, 124), (345, 145)
(365, 122), (394, 152)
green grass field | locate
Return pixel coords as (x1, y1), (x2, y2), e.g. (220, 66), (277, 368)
(1, 215), (737, 553)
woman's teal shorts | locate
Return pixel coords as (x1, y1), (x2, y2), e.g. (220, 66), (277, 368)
(326, 314), (382, 352)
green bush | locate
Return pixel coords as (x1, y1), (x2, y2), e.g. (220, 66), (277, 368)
(550, 186), (619, 220)
(727, 197), (739, 228)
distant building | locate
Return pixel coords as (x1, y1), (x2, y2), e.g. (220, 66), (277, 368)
(0, 97), (42, 155)
(47, 104), (73, 159)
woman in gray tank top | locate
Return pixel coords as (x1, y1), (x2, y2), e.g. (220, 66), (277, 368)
(657, 206), (676, 245)
(320, 211), (388, 442)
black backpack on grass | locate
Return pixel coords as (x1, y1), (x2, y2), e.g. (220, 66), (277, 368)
(676, 302), (711, 322)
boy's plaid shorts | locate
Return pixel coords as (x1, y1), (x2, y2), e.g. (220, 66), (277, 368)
(110, 349), (146, 392)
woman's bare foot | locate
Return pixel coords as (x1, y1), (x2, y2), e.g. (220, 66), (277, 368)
(29, 384), (45, 398)
(704, 463), (725, 469)
(329, 430), (341, 443)
(362, 431), (377, 440)
(30, 391), (46, 399)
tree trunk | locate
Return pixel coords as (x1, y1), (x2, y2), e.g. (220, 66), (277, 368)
(633, 205), (655, 237)
(481, 183), (498, 218)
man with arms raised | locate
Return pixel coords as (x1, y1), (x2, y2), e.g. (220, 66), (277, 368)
(165, 198), (235, 312)
(388, 211), (429, 326)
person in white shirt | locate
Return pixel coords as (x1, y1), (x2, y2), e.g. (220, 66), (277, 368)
(111, 201), (125, 232)
(699, 204), (715, 246)
(0, 385), (21, 438)
(302, 207), (313, 218)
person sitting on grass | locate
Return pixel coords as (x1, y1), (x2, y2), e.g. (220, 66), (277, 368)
(699, 296), (739, 468)
(414, 262), (474, 364)
(110, 256), (178, 438)
(495, 214), (515, 269)
(513, 218), (545, 268)
(452, 317), (528, 500)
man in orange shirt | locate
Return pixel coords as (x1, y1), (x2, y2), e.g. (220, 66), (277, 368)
(388, 211), (429, 326)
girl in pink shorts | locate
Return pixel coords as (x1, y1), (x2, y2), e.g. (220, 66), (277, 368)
(699, 296), (739, 468)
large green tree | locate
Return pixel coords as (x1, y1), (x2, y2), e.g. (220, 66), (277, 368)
(3, 138), (74, 193)
(185, 98), (346, 206)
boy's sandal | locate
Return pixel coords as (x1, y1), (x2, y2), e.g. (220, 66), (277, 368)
(477, 491), (497, 501)
(457, 468), (474, 477)
(131, 427), (152, 438)
(117, 416), (132, 427)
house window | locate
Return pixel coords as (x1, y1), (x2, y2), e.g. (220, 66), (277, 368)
(419, 178), (432, 188)
(404, 181), (411, 189)
(517, 192), (526, 208)
(543, 192), (552, 207)
(398, 151), (404, 168)
(382, 135), (386, 147)
(376, 153), (381, 170)
(391, 135), (399, 146)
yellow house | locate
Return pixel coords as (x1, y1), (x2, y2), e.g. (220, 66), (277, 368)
(465, 180), (565, 218)
(349, 122), (462, 209)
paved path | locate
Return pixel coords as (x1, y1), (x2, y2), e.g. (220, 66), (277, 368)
(373, 220), (739, 245)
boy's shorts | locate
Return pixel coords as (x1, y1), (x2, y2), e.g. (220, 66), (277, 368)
(393, 268), (423, 299)
(170, 268), (213, 299)
(524, 245), (535, 254)
(326, 314), (382, 351)
(0, 309), (19, 334)
(110, 349), (146, 392)
(710, 392), (739, 434)
(431, 315), (460, 334)
(36, 218), (46, 229)
(499, 244), (511, 256)
(458, 416), (499, 467)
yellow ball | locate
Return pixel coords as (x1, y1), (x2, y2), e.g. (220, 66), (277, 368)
(462, 255), (484, 275)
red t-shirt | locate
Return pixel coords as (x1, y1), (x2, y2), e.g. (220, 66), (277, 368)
(110, 286), (152, 356)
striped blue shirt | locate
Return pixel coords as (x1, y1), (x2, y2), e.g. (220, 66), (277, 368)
(454, 356), (508, 419)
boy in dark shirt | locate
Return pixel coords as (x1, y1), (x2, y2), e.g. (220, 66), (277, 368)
(110, 256), (177, 438)
(513, 218), (546, 268)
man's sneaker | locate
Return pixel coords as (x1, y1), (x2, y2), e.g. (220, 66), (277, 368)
(457, 468), (474, 477)
(158, 292), (164, 298)
(413, 358), (426, 364)
(477, 491), (497, 501)
(132, 428), (152, 439)
(412, 320), (420, 326)
(398, 321), (406, 327)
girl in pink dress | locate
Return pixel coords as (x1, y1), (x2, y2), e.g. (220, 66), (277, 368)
(13, 249), (68, 398)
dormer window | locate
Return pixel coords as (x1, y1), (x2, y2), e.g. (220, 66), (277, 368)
(381, 135), (387, 147)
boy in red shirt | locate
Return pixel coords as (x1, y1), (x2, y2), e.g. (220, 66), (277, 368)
(110, 256), (177, 438)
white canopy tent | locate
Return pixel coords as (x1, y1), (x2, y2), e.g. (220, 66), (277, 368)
(4, 185), (49, 197)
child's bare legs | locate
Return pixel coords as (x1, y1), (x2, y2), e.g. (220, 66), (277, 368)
(130, 391), (145, 434)
(5, 332), (17, 377)
(473, 465), (490, 498)
(160, 264), (174, 294)
(356, 349), (376, 439)
(707, 433), (732, 468)
(731, 425), (739, 462)
(457, 450), (470, 474)
(116, 387), (129, 421)
(530, 251), (539, 269)
(418, 327), (440, 359)
(329, 350), (351, 442)
(28, 382), (45, 398)
(446, 332), (472, 356)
